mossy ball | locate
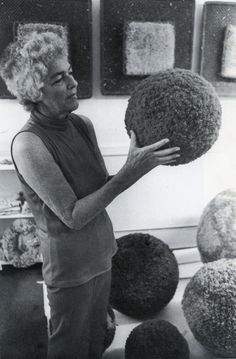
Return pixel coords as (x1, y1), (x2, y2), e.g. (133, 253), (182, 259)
(110, 233), (179, 319)
(125, 68), (222, 165)
(182, 259), (236, 357)
(197, 189), (236, 263)
(125, 319), (190, 359)
(2, 218), (41, 268)
(103, 305), (116, 352)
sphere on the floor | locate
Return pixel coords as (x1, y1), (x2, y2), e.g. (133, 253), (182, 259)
(125, 68), (222, 165)
(110, 233), (179, 319)
(103, 305), (116, 352)
(182, 259), (236, 357)
(2, 218), (41, 267)
(125, 319), (190, 359)
(197, 189), (236, 262)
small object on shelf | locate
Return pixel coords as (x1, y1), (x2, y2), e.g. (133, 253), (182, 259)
(125, 68), (222, 165)
(221, 25), (236, 79)
(197, 189), (236, 263)
(110, 233), (179, 319)
(0, 192), (32, 216)
(0, 244), (6, 262)
(0, 158), (12, 165)
(182, 259), (236, 357)
(125, 319), (190, 359)
(2, 218), (42, 268)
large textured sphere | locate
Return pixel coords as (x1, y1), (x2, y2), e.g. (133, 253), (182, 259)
(110, 233), (179, 319)
(125, 69), (222, 165)
(182, 259), (236, 357)
(2, 218), (41, 268)
(197, 189), (236, 262)
(125, 319), (190, 359)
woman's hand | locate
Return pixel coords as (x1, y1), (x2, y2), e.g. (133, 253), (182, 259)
(119, 130), (180, 187)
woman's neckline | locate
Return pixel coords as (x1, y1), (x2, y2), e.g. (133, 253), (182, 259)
(31, 110), (70, 131)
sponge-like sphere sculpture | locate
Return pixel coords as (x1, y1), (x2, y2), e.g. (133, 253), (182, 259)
(110, 233), (179, 319)
(182, 259), (236, 357)
(125, 319), (190, 359)
(2, 218), (41, 268)
(197, 189), (236, 263)
(125, 68), (222, 165)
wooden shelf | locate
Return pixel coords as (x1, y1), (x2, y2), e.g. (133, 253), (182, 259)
(0, 213), (33, 219)
(0, 165), (14, 171)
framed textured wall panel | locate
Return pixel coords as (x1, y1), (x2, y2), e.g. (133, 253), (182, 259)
(0, 0), (92, 99)
(200, 2), (236, 96)
(100, 0), (195, 95)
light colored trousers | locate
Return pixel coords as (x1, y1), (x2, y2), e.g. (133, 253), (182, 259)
(46, 270), (111, 359)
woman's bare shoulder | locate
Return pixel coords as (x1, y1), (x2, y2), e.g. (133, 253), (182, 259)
(12, 131), (45, 156)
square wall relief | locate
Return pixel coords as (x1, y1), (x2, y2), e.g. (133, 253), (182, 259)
(200, 2), (236, 96)
(0, 0), (92, 99)
(101, 0), (195, 95)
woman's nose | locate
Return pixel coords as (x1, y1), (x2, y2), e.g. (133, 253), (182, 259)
(67, 74), (78, 89)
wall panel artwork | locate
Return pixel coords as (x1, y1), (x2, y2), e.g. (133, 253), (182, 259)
(200, 2), (236, 96)
(100, 0), (195, 95)
(0, 0), (92, 99)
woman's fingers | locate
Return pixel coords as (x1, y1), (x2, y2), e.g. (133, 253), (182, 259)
(154, 147), (180, 156)
(143, 138), (170, 151)
(161, 159), (177, 165)
(156, 153), (180, 163)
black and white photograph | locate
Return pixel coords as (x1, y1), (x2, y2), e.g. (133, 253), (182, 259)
(0, 0), (236, 358)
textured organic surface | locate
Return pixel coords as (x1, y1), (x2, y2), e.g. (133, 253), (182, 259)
(182, 259), (236, 357)
(125, 68), (222, 165)
(221, 25), (236, 79)
(0, 0), (92, 99)
(101, 0), (194, 95)
(110, 233), (179, 319)
(124, 21), (175, 75)
(2, 218), (41, 268)
(125, 319), (190, 359)
(197, 189), (236, 263)
(200, 2), (236, 95)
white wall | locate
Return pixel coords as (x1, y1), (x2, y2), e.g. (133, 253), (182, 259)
(0, 0), (236, 240)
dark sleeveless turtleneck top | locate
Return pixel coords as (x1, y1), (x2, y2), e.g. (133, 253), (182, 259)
(11, 111), (117, 287)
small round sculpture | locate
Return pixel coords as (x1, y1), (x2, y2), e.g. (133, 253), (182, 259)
(125, 68), (222, 165)
(182, 259), (236, 357)
(110, 233), (179, 319)
(103, 305), (116, 352)
(2, 218), (41, 268)
(125, 319), (190, 359)
(197, 189), (236, 262)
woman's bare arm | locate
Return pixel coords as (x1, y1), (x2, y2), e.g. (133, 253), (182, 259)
(12, 130), (180, 230)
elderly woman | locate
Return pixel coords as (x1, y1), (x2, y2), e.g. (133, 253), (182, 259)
(0, 24), (180, 359)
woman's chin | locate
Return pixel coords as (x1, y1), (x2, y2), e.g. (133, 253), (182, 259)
(68, 99), (79, 112)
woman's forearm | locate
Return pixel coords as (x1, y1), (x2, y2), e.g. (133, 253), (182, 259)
(71, 167), (132, 229)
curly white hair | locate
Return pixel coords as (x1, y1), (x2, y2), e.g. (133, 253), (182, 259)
(0, 23), (68, 111)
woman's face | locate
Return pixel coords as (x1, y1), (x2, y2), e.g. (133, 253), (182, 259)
(38, 56), (79, 119)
